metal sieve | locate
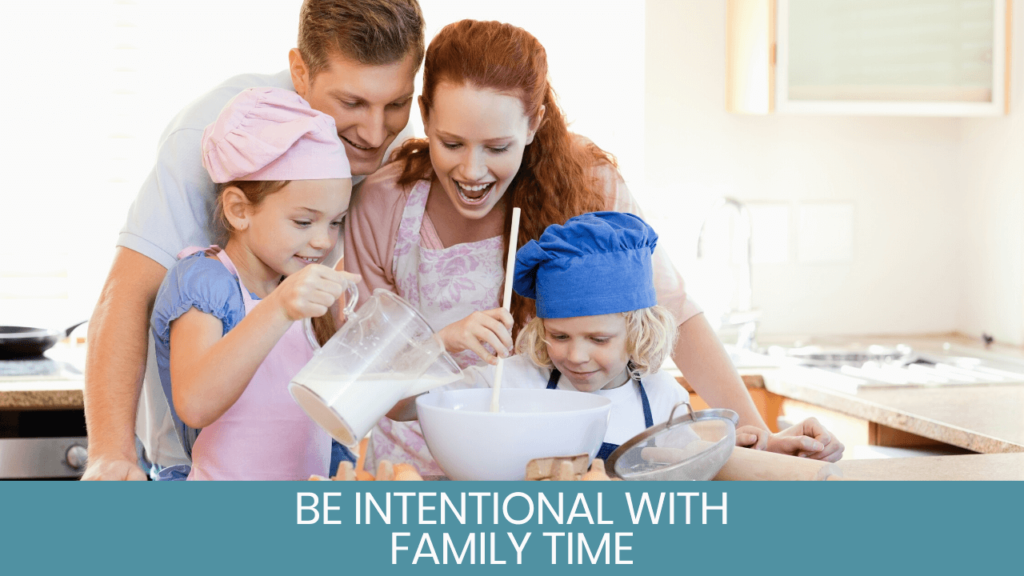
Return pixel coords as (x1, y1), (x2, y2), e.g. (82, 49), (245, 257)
(606, 403), (739, 481)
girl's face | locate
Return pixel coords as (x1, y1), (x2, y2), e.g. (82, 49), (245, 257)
(543, 314), (631, 393)
(235, 178), (352, 280)
(422, 82), (541, 220)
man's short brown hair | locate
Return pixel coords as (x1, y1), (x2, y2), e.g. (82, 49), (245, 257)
(298, 0), (425, 78)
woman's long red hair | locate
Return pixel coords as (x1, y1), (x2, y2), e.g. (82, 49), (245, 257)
(392, 19), (614, 338)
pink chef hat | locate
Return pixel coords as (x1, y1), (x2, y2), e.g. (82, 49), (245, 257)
(201, 87), (350, 183)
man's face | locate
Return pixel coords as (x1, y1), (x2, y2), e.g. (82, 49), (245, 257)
(294, 50), (418, 176)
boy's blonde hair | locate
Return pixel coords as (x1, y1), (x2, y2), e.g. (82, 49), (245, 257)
(515, 306), (678, 379)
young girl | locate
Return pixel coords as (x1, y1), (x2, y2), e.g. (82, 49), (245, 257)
(150, 87), (357, 480)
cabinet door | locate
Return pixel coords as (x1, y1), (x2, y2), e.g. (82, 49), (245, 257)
(777, 0), (1009, 116)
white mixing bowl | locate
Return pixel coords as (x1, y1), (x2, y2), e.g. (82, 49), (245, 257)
(416, 388), (612, 480)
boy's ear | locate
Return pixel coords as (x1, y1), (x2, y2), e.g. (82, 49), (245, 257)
(221, 186), (251, 232)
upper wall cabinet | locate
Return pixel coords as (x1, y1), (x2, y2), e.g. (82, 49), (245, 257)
(727, 0), (1011, 116)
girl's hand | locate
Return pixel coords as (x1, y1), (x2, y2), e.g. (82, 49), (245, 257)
(765, 417), (845, 462)
(270, 265), (360, 322)
(439, 308), (514, 365)
(735, 425), (769, 450)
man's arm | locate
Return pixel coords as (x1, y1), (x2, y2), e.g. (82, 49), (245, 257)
(81, 247), (167, 481)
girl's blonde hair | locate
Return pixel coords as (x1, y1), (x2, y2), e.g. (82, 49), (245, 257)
(515, 305), (678, 379)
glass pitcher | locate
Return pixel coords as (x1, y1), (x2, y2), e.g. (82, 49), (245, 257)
(289, 288), (462, 448)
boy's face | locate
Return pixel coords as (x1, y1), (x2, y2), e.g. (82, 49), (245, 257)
(543, 314), (631, 393)
(292, 49), (418, 176)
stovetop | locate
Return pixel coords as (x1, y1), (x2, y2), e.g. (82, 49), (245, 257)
(730, 342), (1024, 392)
(0, 357), (82, 380)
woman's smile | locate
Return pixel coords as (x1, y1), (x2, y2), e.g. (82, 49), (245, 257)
(455, 180), (495, 204)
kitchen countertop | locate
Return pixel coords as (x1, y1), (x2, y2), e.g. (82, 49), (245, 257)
(5, 334), (1023, 459)
(0, 341), (85, 410)
(746, 334), (1024, 454)
(837, 452), (1024, 480)
(0, 380), (82, 410)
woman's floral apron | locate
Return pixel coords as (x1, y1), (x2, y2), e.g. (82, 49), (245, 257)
(366, 179), (504, 474)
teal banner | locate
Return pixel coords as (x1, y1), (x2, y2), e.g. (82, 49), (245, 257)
(1, 481), (1020, 574)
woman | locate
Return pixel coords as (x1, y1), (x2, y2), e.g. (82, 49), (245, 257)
(344, 19), (844, 473)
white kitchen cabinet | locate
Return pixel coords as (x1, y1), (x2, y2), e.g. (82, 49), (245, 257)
(726, 0), (1011, 116)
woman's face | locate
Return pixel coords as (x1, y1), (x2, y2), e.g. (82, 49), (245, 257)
(422, 82), (541, 220)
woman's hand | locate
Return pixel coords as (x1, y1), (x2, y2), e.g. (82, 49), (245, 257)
(765, 417), (845, 462)
(438, 308), (514, 365)
(269, 265), (359, 322)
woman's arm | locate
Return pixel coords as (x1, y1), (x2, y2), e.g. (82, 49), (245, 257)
(671, 313), (768, 430)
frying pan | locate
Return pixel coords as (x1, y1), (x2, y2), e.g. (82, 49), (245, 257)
(0, 321), (87, 359)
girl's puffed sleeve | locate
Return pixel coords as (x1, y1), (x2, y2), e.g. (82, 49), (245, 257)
(151, 254), (245, 343)
(150, 253), (245, 459)
(593, 163), (702, 327)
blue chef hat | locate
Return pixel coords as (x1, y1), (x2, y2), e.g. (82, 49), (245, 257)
(513, 211), (658, 318)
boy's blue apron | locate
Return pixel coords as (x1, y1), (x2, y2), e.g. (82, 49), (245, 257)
(546, 369), (653, 461)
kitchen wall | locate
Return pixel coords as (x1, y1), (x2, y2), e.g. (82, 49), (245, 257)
(957, 8), (1024, 346)
(642, 0), (1021, 344)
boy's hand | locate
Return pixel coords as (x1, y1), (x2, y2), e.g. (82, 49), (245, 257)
(735, 425), (769, 450)
(439, 308), (514, 365)
(271, 265), (359, 321)
(765, 417), (845, 462)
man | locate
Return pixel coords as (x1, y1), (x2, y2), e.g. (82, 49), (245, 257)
(82, 0), (425, 480)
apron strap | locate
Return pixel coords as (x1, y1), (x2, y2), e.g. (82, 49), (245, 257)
(546, 368), (561, 389)
(638, 379), (654, 428)
(211, 247), (258, 307)
(176, 245), (218, 261)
